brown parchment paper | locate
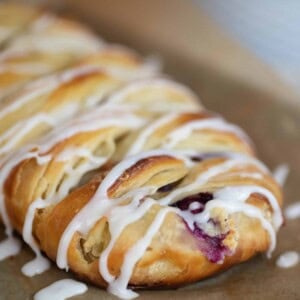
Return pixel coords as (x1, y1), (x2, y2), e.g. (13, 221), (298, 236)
(0, 1), (300, 299)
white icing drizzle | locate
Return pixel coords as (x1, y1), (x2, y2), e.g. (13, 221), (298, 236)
(0, 148), (52, 261)
(6, 13), (102, 55)
(276, 251), (300, 268)
(82, 47), (160, 81)
(36, 107), (145, 154)
(0, 236), (22, 261)
(107, 78), (200, 111)
(0, 113), (55, 155)
(126, 113), (179, 155)
(273, 164), (289, 186)
(189, 201), (202, 211)
(0, 57), (159, 154)
(285, 202), (300, 220)
(57, 149), (192, 270)
(22, 199), (51, 277)
(30, 14), (56, 32)
(157, 156), (280, 256)
(194, 199), (276, 257)
(159, 156), (269, 206)
(214, 185), (282, 230)
(0, 64), (102, 120)
(9, 34), (101, 55)
(164, 118), (252, 149)
(0, 57), (142, 118)
(0, 78), (59, 120)
(226, 171), (263, 180)
(127, 113), (252, 156)
(34, 279), (88, 300)
(55, 147), (104, 163)
(108, 207), (172, 299)
(54, 149), (107, 201)
(99, 192), (156, 283)
(0, 107), (144, 271)
(0, 148), (49, 238)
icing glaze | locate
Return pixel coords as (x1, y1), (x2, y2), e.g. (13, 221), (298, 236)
(22, 198), (51, 276)
(99, 189), (156, 282)
(276, 251), (299, 268)
(107, 78), (200, 111)
(126, 113), (179, 155)
(34, 279), (88, 300)
(0, 236), (22, 261)
(127, 114), (251, 156)
(108, 207), (172, 299)
(0, 149), (48, 237)
(158, 156), (270, 206)
(285, 202), (300, 220)
(158, 157), (280, 257)
(0, 113), (55, 155)
(0, 107), (145, 278)
(57, 149), (193, 270)
(273, 164), (289, 186)
(164, 118), (252, 148)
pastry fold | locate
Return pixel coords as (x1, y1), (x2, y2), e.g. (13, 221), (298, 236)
(0, 6), (102, 99)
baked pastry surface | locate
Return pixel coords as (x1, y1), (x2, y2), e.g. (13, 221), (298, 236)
(0, 4), (283, 299)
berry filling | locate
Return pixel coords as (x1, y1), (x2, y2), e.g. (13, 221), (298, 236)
(172, 192), (230, 263)
(192, 223), (229, 263)
(171, 192), (213, 214)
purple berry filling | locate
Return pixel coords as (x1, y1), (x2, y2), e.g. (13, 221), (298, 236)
(192, 223), (229, 263)
(172, 192), (230, 263)
(171, 192), (213, 214)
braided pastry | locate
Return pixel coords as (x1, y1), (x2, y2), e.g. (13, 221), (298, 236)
(0, 3), (41, 46)
(0, 4), (103, 99)
(0, 4), (283, 300)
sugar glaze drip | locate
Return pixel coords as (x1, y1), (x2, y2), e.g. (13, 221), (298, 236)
(107, 78), (200, 111)
(158, 157), (281, 258)
(56, 149), (281, 298)
(285, 201), (300, 220)
(22, 198), (51, 276)
(0, 108), (145, 270)
(127, 113), (252, 156)
(0, 236), (22, 261)
(57, 150), (188, 298)
(57, 149), (193, 270)
(34, 279), (88, 300)
(164, 118), (252, 149)
(273, 164), (289, 186)
(276, 251), (300, 268)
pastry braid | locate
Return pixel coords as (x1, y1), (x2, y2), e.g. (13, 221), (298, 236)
(0, 4), (102, 99)
(0, 4), (283, 300)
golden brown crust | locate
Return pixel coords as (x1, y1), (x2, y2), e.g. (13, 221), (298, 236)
(0, 3), (283, 295)
(4, 151), (282, 288)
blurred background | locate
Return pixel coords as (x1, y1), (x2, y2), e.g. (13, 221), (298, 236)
(198, 0), (300, 92)
(44, 0), (299, 106)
